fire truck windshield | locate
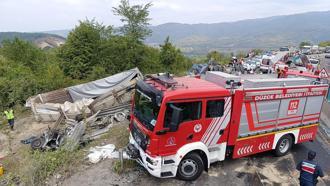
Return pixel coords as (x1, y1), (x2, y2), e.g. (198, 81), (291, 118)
(134, 90), (160, 131)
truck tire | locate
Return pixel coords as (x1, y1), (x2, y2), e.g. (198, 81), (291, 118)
(177, 152), (204, 181)
(274, 135), (293, 157)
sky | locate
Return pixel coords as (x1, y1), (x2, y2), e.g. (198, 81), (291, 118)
(0, 0), (330, 32)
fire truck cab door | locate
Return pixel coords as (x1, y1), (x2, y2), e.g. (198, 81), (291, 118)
(201, 97), (232, 147)
(158, 100), (203, 155)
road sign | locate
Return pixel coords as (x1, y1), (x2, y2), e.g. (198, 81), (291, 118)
(319, 68), (329, 78)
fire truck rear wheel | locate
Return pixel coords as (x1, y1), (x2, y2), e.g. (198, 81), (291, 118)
(177, 152), (204, 181)
(274, 135), (293, 157)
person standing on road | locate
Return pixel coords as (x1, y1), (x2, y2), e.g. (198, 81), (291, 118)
(296, 150), (324, 186)
(3, 108), (14, 130)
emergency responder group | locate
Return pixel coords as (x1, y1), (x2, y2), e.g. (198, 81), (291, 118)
(3, 108), (14, 130)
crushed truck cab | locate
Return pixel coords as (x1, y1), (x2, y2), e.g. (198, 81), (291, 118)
(126, 72), (328, 181)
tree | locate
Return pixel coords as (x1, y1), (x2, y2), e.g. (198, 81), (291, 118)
(159, 36), (188, 74)
(207, 51), (222, 63)
(0, 38), (45, 69)
(99, 35), (147, 74)
(113, 0), (152, 41)
(319, 41), (330, 47)
(251, 48), (263, 55)
(57, 19), (112, 79)
(299, 41), (312, 48)
(236, 51), (246, 59)
(0, 39), (73, 108)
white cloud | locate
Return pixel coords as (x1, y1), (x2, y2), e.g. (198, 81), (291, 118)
(0, 0), (329, 31)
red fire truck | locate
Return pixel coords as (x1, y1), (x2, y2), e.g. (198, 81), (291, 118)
(126, 71), (328, 181)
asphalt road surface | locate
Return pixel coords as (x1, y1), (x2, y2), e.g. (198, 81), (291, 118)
(62, 131), (330, 186)
(134, 135), (330, 186)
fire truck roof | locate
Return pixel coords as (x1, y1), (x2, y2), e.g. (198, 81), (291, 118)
(160, 77), (231, 100)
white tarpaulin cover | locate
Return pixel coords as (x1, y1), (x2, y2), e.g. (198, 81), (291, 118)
(68, 68), (141, 101)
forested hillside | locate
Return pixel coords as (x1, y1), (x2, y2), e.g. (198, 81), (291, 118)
(0, 0), (191, 110)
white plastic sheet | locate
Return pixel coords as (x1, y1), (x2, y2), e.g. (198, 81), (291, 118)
(87, 144), (129, 163)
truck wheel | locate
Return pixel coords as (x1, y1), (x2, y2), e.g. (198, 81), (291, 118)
(274, 135), (293, 156)
(177, 153), (204, 181)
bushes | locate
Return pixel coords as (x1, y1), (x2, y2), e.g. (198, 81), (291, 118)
(0, 41), (77, 110)
(28, 149), (83, 185)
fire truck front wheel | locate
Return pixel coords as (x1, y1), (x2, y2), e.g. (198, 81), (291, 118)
(274, 135), (293, 156)
(177, 152), (204, 181)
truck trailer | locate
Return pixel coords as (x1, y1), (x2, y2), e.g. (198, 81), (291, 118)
(126, 71), (328, 181)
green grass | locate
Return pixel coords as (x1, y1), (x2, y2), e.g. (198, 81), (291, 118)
(1, 146), (85, 186)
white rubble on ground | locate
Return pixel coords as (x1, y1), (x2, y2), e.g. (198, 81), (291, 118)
(87, 144), (129, 163)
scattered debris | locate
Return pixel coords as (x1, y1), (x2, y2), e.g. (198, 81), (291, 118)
(26, 68), (142, 122)
(23, 68), (142, 151)
(87, 144), (129, 164)
(20, 136), (37, 144)
(30, 127), (64, 150)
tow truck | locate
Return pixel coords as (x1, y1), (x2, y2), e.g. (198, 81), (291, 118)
(126, 72), (328, 181)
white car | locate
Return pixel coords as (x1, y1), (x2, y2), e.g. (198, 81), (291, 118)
(309, 59), (319, 69)
(243, 60), (257, 71)
(252, 57), (262, 67)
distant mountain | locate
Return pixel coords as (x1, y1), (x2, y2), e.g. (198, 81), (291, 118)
(146, 11), (330, 55)
(42, 29), (71, 38)
(10, 11), (330, 55)
(0, 32), (65, 49)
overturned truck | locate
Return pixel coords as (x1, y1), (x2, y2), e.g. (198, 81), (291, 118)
(25, 68), (142, 150)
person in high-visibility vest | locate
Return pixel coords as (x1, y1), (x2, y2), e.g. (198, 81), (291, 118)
(0, 163), (4, 176)
(4, 108), (14, 130)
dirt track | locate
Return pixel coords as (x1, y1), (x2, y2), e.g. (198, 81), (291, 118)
(0, 115), (54, 160)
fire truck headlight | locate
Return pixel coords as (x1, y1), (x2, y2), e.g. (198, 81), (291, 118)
(150, 159), (159, 166)
(147, 137), (150, 145)
(146, 157), (159, 166)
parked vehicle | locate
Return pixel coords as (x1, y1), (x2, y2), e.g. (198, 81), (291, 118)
(301, 46), (312, 55)
(260, 51), (289, 73)
(188, 64), (208, 76)
(126, 72), (328, 181)
(325, 54), (330, 58)
(325, 46), (330, 53)
(252, 56), (262, 67)
(280, 47), (289, 51)
(319, 47), (326, 53)
(309, 58), (320, 70)
(292, 54), (310, 71)
(243, 60), (257, 72)
(311, 45), (320, 54)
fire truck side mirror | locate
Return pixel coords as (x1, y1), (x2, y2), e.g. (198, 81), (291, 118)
(169, 103), (183, 132)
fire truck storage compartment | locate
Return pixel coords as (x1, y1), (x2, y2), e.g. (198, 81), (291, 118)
(237, 86), (326, 137)
(205, 71), (241, 88)
(243, 78), (311, 88)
